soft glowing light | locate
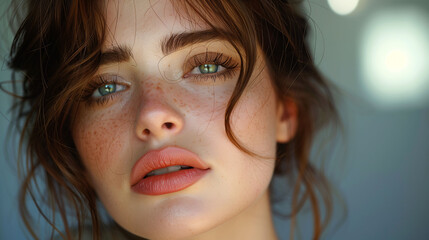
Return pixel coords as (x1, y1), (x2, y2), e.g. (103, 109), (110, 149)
(360, 7), (429, 108)
(328, 0), (359, 15)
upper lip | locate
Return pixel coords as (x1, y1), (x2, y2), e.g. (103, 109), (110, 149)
(130, 146), (210, 186)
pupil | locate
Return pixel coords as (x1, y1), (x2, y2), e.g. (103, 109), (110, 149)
(199, 64), (218, 74)
(99, 84), (116, 96)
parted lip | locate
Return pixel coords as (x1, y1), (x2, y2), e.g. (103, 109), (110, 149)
(130, 146), (210, 186)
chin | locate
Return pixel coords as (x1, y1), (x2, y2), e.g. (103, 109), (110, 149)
(122, 216), (220, 240)
(111, 197), (225, 240)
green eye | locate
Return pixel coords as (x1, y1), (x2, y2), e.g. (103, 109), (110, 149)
(198, 64), (219, 74)
(92, 83), (126, 98)
(98, 83), (116, 96)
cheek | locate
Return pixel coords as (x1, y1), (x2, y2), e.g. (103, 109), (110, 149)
(230, 73), (278, 158)
(170, 83), (234, 127)
(72, 107), (132, 180)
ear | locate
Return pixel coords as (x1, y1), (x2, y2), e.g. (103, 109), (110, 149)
(276, 98), (298, 143)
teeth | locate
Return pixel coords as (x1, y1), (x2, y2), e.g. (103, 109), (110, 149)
(146, 165), (193, 178)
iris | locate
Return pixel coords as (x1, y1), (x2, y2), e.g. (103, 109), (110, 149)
(98, 84), (116, 96)
(198, 64), (219, 74)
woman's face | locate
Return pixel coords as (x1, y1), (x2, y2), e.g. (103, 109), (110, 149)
(72, 0), (293, 238)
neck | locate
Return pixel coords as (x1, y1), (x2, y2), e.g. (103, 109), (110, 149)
(187, 190), (278, 240)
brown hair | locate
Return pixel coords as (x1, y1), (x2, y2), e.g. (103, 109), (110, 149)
(8, 0), (339, 239)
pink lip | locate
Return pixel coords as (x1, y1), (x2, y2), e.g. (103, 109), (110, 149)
(130, 146), (210, 195)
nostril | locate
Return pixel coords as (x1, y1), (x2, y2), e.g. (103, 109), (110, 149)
(143, 129), (150, 135)
(163, 122), (174, 129)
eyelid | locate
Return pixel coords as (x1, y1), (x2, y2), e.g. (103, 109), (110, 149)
(94, 74), (130, 91)
(184, 52), (239, 73)
(97, 73), (130, 83)
(181, 52), (240, 83)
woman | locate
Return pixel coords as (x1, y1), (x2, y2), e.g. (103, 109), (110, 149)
(8, 0), (338, 239)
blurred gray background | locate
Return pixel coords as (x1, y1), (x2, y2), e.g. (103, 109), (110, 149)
(1, 0), (428, 239)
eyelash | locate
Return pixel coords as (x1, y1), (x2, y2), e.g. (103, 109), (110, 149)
(185, 52), (239, 82)
(82, 75), (125, 106)
(83, 52), (239, 106)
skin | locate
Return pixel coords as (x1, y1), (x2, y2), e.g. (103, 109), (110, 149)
(72, 0), (297, 239)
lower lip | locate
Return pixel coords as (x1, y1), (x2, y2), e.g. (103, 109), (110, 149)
(131, 168), (209, 195)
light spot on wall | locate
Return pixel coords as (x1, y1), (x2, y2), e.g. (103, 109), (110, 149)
(360, 7), (429, 108)
(328, 0), (359, 15)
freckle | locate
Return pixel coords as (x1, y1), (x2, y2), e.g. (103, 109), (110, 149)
(173, 98), (177, 103)
(144, 82), (154, 89)
(178, 100), (186, 108)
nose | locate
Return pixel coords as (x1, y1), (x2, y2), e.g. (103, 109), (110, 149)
(135, 99), (183, 142)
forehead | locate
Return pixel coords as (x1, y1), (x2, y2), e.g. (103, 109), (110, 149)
(103, 0), (205, 49)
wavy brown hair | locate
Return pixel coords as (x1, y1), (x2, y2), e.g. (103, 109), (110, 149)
(8, 0), (339, 239)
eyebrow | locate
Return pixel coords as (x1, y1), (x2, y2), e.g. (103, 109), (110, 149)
(99, 30), (232, 66)
(161, 30), (231, 55)
(99, 45), (133, 65)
